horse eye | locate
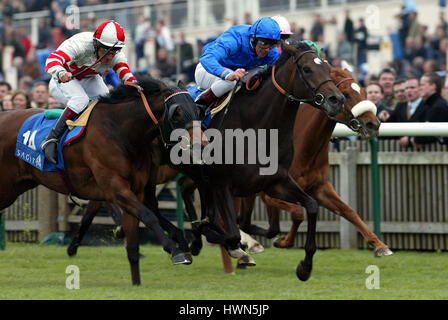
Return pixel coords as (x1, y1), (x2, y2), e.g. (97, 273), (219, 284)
(344, 93), (350, 99)
(303, 66), (312, 74)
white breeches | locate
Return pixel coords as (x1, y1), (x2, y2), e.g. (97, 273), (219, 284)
(194, 63), (237, 98)
(49, 75), (109, 114)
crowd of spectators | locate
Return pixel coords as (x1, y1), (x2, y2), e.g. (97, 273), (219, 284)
(1, 0), (448, 148)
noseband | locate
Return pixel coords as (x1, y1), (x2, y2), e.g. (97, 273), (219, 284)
(334, 77), (373, 134)
(272, 50), (333, 107)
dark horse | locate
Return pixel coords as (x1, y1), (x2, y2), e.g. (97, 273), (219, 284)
(237, 66), (393, 256)
(65, 41), (346, 281)
(169, 41), (345, 280)
(0, 78), (207, 285)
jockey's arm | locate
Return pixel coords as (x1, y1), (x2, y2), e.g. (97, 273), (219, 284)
(200, 32), (243, 81)
(112, 52), (137, 83)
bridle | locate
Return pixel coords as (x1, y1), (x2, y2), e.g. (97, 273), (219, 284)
(124, 82), (200, 149)
(161, 89), (202, 150)
(272, 49), (333, 107)
(334, 77), (366, 134)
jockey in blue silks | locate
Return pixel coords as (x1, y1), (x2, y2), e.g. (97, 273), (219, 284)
(194, 17), (281, 107)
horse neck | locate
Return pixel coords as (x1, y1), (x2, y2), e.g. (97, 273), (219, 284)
(295, 104), (336, 159)
(106, 98), (161, 147)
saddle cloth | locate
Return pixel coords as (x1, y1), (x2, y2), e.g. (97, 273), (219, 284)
(15, 101), (98, 172)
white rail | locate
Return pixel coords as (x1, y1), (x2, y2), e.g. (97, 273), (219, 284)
(333, 122), (448, 137)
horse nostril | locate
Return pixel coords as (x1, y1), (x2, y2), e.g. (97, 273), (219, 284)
(366, 119), (380, 131)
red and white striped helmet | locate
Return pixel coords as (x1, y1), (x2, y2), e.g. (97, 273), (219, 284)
(271, 15), (293, 35)
(93, 20), (126, 48)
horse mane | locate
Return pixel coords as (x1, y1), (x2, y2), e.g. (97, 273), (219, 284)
(258, 40), (313, 82)
(330, 66), (353, 82)
(98, 76), (166, 104)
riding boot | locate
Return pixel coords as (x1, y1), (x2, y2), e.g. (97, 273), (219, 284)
(41, 107), (77, 164)
(195, 88), (218, 108)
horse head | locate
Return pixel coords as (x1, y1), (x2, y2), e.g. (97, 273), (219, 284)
(160, 81), (209, 161)
(331, 67), (380, 139)
(276, 41), (345, 118)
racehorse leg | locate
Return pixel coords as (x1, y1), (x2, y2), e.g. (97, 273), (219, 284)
(214, 185), (255, 266)
(315, 182), (392, 256)
(67, 200), (105, 257)
(178, 176), (203, 256)
(97, 172), (187, 268)
(259, 193), (305, 248)
(122, 212), (141, 285)
(143, 183), (192, 263)
(238, 194), (280, 239)
(264, 175), (318, 282)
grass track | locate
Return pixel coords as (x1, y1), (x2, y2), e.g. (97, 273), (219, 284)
(0, 242), (447, 300)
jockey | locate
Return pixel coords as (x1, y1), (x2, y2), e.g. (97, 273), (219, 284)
(41, 20), (137, 164)
(271, 15), (293, 42)
(194, 17), (281, 107)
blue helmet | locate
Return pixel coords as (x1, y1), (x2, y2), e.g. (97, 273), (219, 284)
(249, 17), (281, 42)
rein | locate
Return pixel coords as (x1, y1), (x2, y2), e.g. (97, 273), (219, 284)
(124, 81), (159, 125)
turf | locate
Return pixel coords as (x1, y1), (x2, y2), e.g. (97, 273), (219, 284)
(0, 242), (447, 300)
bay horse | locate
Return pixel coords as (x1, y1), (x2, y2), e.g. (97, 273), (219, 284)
(237, 67), (393, 256)
(0, 78), (207, 285)
(168, 41), (345, 281)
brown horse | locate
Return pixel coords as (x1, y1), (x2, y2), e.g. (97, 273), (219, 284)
(237, 67), (393, 256)
(0, 78), (208, 285)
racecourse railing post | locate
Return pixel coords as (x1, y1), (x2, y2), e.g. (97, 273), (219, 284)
(370, 138), (381, 255)
(175, 174), (185, 234)
(339, 147), (358, 249)
(0, 210), (5, 250)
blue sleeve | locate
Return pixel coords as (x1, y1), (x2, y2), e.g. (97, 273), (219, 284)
(265, 47), (280, 66)
(105, 69), (120, 87)
(200, 31), (240, 80)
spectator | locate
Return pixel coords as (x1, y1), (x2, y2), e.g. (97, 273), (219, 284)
(310, 14), (324, 42)
(0, 81), (12, 109)
(344, 9), (354, 44)
(336, 33), (353, 63)
(47, 95), (63, 109)
(155, 19), (174, 56)
(410, 72), (448, 148)
(393, 78), (408, 103)
(17, 76), (34, 93)
(155, 47), (176, 79)
(1, 93), (13, 111)
(379, 76), (425, 146)
(177, 32), (195, 82)
(378, 68), (397, 109)
(366, 82), (392, 118)
(30, 82), (50, 108)
(12, 91), (31, 110)
(134, 15), (153, 61)
(354, 18), (368, 66)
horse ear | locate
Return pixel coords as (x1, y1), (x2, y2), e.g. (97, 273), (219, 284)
(177, 80), (186, 90)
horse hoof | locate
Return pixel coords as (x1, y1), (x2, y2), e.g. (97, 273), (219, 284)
(237, 255), (256, 267)
(190, 244), (202, 256)
(67, 245), (78, 257)
(376, 247), (393, 256)
(273, 237), (293, 249)
(172, 252), (192, 265)
(296, 260), (312, 281)
(249, 243), (265, 254)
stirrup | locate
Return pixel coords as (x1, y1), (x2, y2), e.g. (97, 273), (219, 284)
(40, 138), (58, 150)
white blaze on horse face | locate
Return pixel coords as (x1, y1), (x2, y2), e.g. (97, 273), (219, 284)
(351, 83), (361, 94)
(314, 58), (322, 65)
